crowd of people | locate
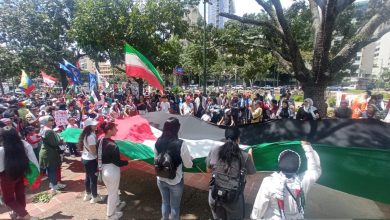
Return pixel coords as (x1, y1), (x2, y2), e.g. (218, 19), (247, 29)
(0, 84), (387, 219)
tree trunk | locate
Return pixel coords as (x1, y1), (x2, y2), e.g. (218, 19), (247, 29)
(302, 82), (328, 118)
(0, 80), (4, 95)
(135, 78), (144, 98)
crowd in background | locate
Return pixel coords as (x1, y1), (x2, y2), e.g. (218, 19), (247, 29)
(0, 84), (388, 219)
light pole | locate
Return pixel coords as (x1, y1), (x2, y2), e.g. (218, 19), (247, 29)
(203, 0), (212, 94)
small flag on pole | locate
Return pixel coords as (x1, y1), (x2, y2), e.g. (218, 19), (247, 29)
(19, 71), (35, 95)
(41, 71), (57, 87)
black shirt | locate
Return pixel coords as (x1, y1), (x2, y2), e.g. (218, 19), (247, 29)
(98, 138), (128, 167)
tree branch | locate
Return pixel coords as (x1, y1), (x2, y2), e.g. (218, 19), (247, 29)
(219, 13), (285, 41)
(270, 0), (309, 79)
(271, 50), (293, 71)
(255, 0), (283, 31)
(331, 10), (390, 74)
(309, 0), (321, 49)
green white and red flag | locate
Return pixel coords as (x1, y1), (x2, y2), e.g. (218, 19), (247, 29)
(125, 43), (164, 91)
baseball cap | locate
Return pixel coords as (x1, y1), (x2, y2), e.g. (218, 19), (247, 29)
(84, 118), (98, 127)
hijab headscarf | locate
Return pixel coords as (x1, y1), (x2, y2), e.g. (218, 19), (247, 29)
(39, 115), (53, 126)
(303, 98), (318, 119)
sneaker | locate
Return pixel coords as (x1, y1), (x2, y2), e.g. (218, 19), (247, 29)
(56, 183), (66, 189)
(90, 195), (104, 204)
(83, 194), (92, 202)
(116, 201), (126, 211)
(107, 211), (123, 220)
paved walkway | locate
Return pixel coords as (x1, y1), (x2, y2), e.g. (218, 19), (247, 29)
(0, 155), (389, 219)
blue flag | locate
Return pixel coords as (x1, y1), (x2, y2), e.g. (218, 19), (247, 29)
(63, 59), (82, 85)
(89, 73), (97, 92)
(59, 63), (75, 85)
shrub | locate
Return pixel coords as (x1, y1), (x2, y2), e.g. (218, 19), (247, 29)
(328, 97), (336, 107)
(171, 86), (184, 95)
(293, 95), (304, 102)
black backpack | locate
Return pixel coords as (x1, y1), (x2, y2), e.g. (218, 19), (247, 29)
(154, 139), (183, 179)
(210, 152), (248, 203)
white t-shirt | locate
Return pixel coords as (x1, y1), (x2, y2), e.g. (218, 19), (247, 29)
(181, 102), (194, 116)
(201, 114), (211, 122)
(160, 102), (170, 113)
(82, 133), (97, 160)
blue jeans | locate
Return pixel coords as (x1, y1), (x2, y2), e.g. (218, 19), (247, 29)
(157, 178), (184, 220)
(46, 166), (57, 189)
(82, 159), (98, 197)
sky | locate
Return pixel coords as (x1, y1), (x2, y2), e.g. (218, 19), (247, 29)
(200, 0), (367, 18)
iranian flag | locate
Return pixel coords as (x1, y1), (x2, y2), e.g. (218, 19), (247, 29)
(125, 43), (164, 91)
(60, 112), (390, 204)
(41, 71), (57, 87)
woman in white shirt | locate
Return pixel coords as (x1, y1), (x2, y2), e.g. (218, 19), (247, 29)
(154, 118), (193, 220)
(77, 118), (102, 204)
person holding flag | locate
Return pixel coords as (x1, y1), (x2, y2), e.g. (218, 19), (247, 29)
(0, 127), (39, 220)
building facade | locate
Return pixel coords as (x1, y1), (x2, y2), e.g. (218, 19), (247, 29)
(207, 0), (235, 28)
(78, 56), (114, 78)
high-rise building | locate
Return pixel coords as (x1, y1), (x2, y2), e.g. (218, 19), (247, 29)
(207, 0), (235, 28)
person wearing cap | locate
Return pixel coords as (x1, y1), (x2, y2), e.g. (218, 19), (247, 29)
(67, 103), (81, 127)
(38, 115), (65, 193)
(77, 118), (103, 204)
(334, 100), (352, 119)
(251, 141), (321, 219)
(66, 117), (79, 158)
(180, 96), (194, 116)
(249, 101), (263, 123)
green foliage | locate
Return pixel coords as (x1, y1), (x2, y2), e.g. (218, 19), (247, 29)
(71, 0), (189, 76)
(293, 95), (304, 102)
(171, 86), (184, 95)
(32, 192), (54, 203)
(327, 97), (336, 107)
(0, 0), (76, 76)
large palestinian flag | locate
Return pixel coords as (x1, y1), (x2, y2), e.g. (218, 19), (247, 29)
(60, 112), (390, 204)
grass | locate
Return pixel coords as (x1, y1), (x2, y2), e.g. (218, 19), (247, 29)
(343, 89), (365, 94)
(32, 192), (54, 203)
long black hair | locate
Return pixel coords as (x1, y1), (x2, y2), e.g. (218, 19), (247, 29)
(160, 117), (180, 140)
(218, 127), (241, 167)
(1, 127), (30, 180)
(78, 125), (95, 149)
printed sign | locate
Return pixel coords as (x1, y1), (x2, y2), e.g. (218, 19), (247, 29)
(54, 110), (68, 127)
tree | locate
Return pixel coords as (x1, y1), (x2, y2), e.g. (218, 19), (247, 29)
(0, 0), (76, 76)
(0, 47), (22, 94)
(71, 0), (189, 92)
(221, 0), (390, 115)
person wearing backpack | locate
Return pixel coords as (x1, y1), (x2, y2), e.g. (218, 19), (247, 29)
(206, 127), (256, 219)
(250, 141), (321, 219)
(154, 117), (193, 220)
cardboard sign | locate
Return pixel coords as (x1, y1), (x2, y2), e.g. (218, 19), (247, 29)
(54, 110), (68, 126)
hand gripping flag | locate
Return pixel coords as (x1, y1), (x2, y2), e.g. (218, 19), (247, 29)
(19, 70), (35, 95)
(125, 43), (164, 92)
(41, 71), (57, 87)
